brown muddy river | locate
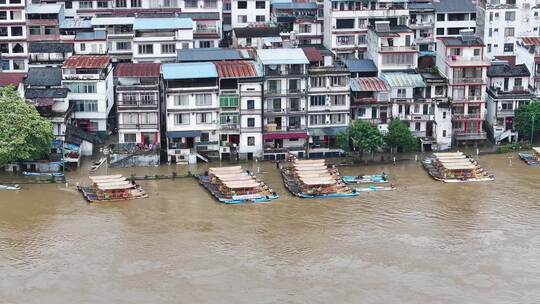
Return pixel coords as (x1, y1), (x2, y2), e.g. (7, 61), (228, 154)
(1, 153), (540, 303)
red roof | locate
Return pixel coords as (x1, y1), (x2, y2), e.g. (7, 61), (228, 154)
(114, 63), (161, 77)
(263, 132), (308, 140)
(521, 37), (540, 46)
(353, 77), (390, 92)
(0, 72), (26, 87)
(302, 47), (323, 62)
(63, 55), (111, 69)
(214, 60), (259, 78)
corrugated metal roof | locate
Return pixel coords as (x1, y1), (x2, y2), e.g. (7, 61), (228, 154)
(177, 48), (242, 62)
(29, 42), (73, 53)
(302, 47), (323, 62)
(344, 59), (378, 73)
(257, 48), (309, 65)
(26, 4), (62, 14)
(162, 62), (217, 80)
(133, 18), (193, 30)
(520, 37), (540, 46)
(381, 73), (426, 88)
(350, 77), (390, 92)
(432, 0), (476, 13)
(24, 67), (62, 86)
(91, 17), (135, 26)
(25, 88), (68, 99)
(214, 61), (261, 78)
(63, 55), (111, 69)
(0, 73), (26, 87)
(114, 63), (161, 77)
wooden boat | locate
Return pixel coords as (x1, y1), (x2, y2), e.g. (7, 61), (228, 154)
(23, 171), (64, 177)
(198, 166), (278, 204)
(78, 174), (148, 202)
(89, 157), (107, 172)
(422, 152), (494, 183)
(342, 173), (388, 184)
(0, 184), (20, 190)
(356, 185), (396, 192)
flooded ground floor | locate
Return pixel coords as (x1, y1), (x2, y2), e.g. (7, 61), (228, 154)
(1, 153), (540, 303)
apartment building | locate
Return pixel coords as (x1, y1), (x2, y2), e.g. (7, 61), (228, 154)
(435, 31), (490, 145)
(433, 0), (477, 40)
(409, 1), (435, 56)
(323, 0), (409, 59)
(28, 42), (73, 67)
(0, 0), (27, 72)
(163, 62), (220, 164)
(114, 63), (161, 147)
(232, 26), (281, 48)
(26, 4), (62, 43)
(486, 62), (534, 143)
(62, 55), (114, 135)
(304, 46), (350, 157)
(231, 0), (270, 29)
(257, 48), (309, 160)
(421, 70), (452, 151)
(133, 17), (193, 63)
(516, 36), (540, 97)
(91, 16), (134, 62)
(271, 1), (322, 45)
(477, 0), (540, 59)
(349, 76), (391, 134)
(365, 21), (418, 72)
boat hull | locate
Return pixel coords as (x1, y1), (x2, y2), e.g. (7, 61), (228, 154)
(197, 175), (278, 204)
(341, 174), (388, 184)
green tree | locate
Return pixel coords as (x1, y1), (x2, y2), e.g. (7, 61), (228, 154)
(386, 119), (418, 153)
(336, 131), (349, 151)
(0, 86), (54, 165)
(515, 102), (540, 141)
(348, 120), (383, 159)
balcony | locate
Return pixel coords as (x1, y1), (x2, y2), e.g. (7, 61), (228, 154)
(263, 146), (305, 154)
(446, 56), (491, 67)
(487, 86), (534, 98)
(453, 130), (487, 140)
(117, 100), (159, 108)
(451, 96), (483, 103)
(408, 20), (434, 29)
(411, 130), (427, 138)
(264, 89), (305, 96)
(452, 77), (484, 85)
(379, 45), (418, 53)
(264, 125), (306, 132)
(220, 123), (239, 131)
(118, 123), (158, 130)
(497, 108), (515, 117)
(452, 113), (482, 120)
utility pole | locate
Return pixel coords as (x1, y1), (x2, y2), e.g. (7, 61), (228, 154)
(531, 113), (536, 145)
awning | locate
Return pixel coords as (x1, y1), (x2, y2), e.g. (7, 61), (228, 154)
(166, 130), (202, 138)
(309, 127), (347, 137)
(263, 132), (308, 140)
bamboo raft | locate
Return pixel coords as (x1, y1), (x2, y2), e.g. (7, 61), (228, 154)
(422, 152), (494, 183)
(281, 159), (358, 198)
(197, 166), (278, 204)
(78, 174), (148, 202)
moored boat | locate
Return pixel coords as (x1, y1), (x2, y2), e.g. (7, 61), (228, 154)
(23, 171), (64, 177)
(422, 152), (494, 183)
(0, 184), (21, 190)
(342, 173), (388, 184)
(355, 185), (396, 192)
(519, 147), (540, 166)
(78, 174), (148, 202)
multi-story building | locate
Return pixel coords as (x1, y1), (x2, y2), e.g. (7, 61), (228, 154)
(91, 16), (134, 62)
(271, 2), (322, 45)
(436, 31), (490, 145)
(26, 4), (62, 43)
(257, 48), (309, 160)
(132, 17), (193, 63)
(304, 46), (350, 157)
(477, 0), (540, 60)
(433, 0), (477, 40)
(23, 67), (72, 140)
(62, 55), (114, 135)
(0, 0), (27, 72)
(28, 42), (73, 67)
(114, 63), (161, 147)
(420, 70), (452, 151)
(516, 36), (540, 97)
(163, 62), (220, 163)
(486, 62), (534, 143)
(365, 21), (418, 72)
(73, 30), (108, 55)
(409, 1), (435, 56)
(232, 26), (281, 48)
(231, 0), (270, 29)
(323, 0), (409, 59)
(349, 76), (391, 134)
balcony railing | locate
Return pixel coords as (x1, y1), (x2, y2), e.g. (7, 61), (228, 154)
(453, 130), (487, 140)
(220, 123), (239, 130)
(264, 146), (305, 153)
(451, 96), (483, 103)
(452, 113), (482, 120)
(452, 77), (484, 84)
(117, 100), (158, 107)
(118, 123), (158, 129)
(379, 45), (418, 52)
(264, 125), (306, 132)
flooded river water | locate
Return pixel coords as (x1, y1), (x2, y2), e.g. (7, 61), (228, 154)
(1, 153), (540, 303)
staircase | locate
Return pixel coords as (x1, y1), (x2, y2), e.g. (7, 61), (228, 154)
(195, 153), (209, 163)
(495, 129), (516, 144)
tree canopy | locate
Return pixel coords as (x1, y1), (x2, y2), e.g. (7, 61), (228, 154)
(515, 102), (540, 140)
(386, 119), (418, 153)
(0, 86), (54, 165)
(348, 120), (383, 154)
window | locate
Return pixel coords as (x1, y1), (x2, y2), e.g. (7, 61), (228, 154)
(473, 49), (480, 56)
(310, 95), (325, 107)
(196, 112), (212, 124)
(140, 93), (155, 105)
(435, 86), (444, 96)
(29, 26), (40, 36)
(174, 113), (189, 125)
(330, 114), (345, 124)
(247, 99), (255, 109)
(195, 94), (212, 106)
(309, 114), (325, 125)
(331, 76), (345, 86)
(382, 53), (415, 65)
(220, 95), (239, 107)
(44, 26), (55, 35)
(65, 82), (97, 93)
(237, 15), (247, 23)
(65, 1), (72, 8)
(505, 11), (515, 21)
(223, 2), (231, 10)
(336, 35), (354, 45)
(174, 95), (189, 106)
(10, 11), (22, 20)
(247, 136), (255, 146)
(237, 1), (247, 9)
(415, 122), (421, 131)
(247, 117), (255, 127)
(0, 12), (6, 20)
(199, 41), (213, 48)
(331, 95), (346, 106)
(200, 132), (209, 142)
(97, 1), (108, 8)
(299, 24), (311, 33)
(437, 13), (445, 21)
(504, 43), (514, 52)
(436, 28), (444, 36)
(161, 43), (175, 54)
(74, 100), (98, 112)
(255, 1), (265, 8)
(487, 44), (492, 53)
(185, 0), (196, 7)
(267, 80), (281, 93)
(504, 27), (515, 37)
(11, 26), (22, 36)
(0, 43), (7, 53)
(310, 77), (325, 87)
(115, 0), (126, 7)
(442, 112), (447, 119)
(141, 113), (157, 124)
(335, 18), (354, 29)
(131, 0), (141, 7)
(138, 44), (153, 54)
(123, 113), (138, 124)
(397, 88), (406, 98)
(514, 78), (522, 88)
(79, 1), (93, 8)
(116, 41), (131, 50)
(182, 43), (190, 49)
(13, 59), (24, 70)
(124, 133), (137, 143)
(442, 130), (447, 137)
(256, 15), (265, 22)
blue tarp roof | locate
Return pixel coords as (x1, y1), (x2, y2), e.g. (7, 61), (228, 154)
(381, 73), (426, 88)
(257, 48), (309, 65)
(344, 59), (378, 73)
(162, 62), (218, 80)
(133, 18), (193, 30)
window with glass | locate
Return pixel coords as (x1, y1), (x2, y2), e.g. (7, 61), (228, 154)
(74, 100), (98, 112)
(123, 113), (138, 124)
(247, 136), (255, 146)
(247, 117), (255, 127)
(79, 1), (93, 8)
(504, 27), (515, 37)
(267, 80), (281, 93)
(174, 113), (189, 125)
(138, 44), (153, 54)
(174, 95), (189, 106)
(220, 95), (239, 107)
(141, 113), (157, 124)
(309, 114), (325, 125)
(299, 24), (311, 33)
(247, 99), (255, 109)
(116, 41), (131, 50)
(131, 0), (141, 7)
(197, 112), (212, 124)
(331, 114), (345, 124)
(161, 43), (176, 54)
(195, 94), (212, 106)
(29, 26), (40, 36)
(115, 0), (126, 7)
(237, 1), (247, 8)
(97, 1), (108, 7)
(310, 77), (325, 87)
(310, 95), (325, 107)
(331, 95), (346, 106)
(65, 82), (97, 94)
(124, 133), (137, 143)
(256, 15), (265, 22)
(220, 113), (238, 125)
(10, 26), (22, 36)
(44, 26), (55, 35)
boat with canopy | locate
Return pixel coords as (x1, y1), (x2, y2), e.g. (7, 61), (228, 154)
(422, 152), (494, 182)
(77, 174), (148, 202)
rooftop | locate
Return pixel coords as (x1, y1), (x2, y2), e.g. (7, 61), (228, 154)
(26, 4), (62, 14)
(0, 73), (26, 87)
(177, 48), (243, 62)
(520, 37), (540, 46)
(439, 35), (484, 47)
(24, 67), (63, 86)
(114, 63), (161, 78)
(344, 59), (378, 73)
(214, 61), (261, 78)
(29, 42), (73, 53)
(302, 47), (324, 62)
(487, 63), (530, 77)
(177, 12), (220, 20)
(91, 16), (135, 26)
(272, 2), (318, 9)
(233, 27), (281, 38)
(162, 62), (218, 80)
(257, 48), (309, 65)
(371, 25), (412, 37)
(350, 77), (390, 92)
(75, 31), (107, 41)
(381, 73), (426, 88)
(432, 0), (476, 13)
(408, 2), (435, 11)
(25, 88), (69, 99)
(63, 55), (112, 69)
(133, 18), (193, 30)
